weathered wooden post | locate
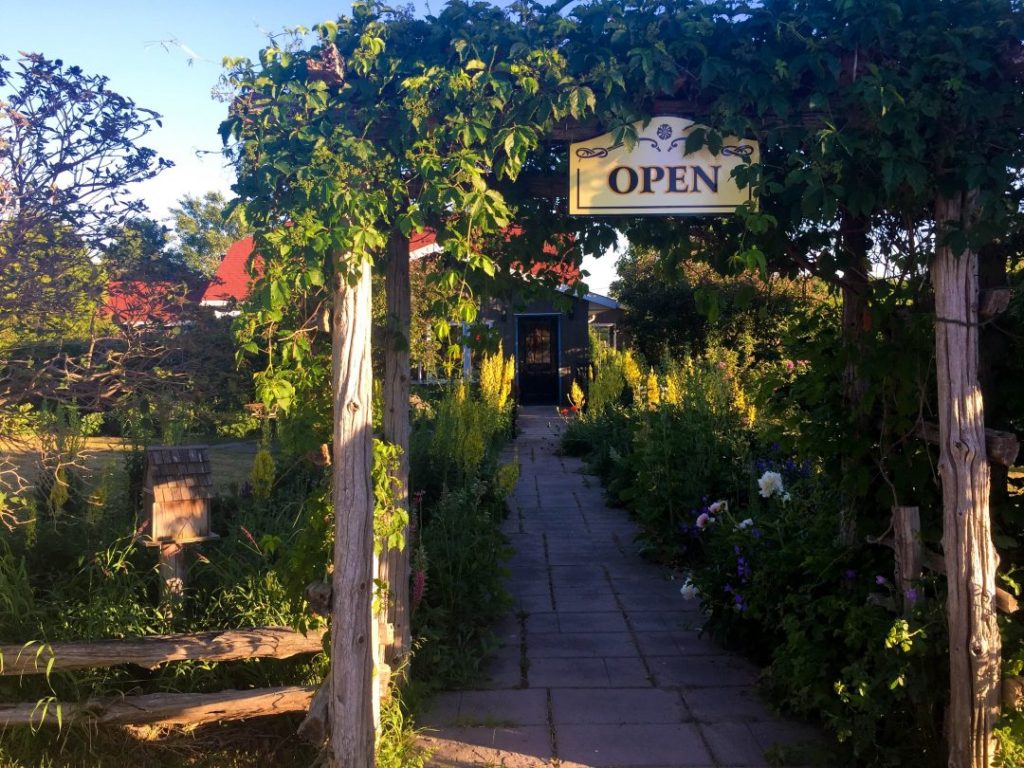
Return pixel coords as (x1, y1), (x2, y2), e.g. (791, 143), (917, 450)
(933, 192), (1001, 768)
(330, 255), (376, 767)
(892, 506), (923, 616)
(380, 227), (412, 668)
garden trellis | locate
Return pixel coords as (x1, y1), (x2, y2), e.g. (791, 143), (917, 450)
(220, 2), (1024, 766)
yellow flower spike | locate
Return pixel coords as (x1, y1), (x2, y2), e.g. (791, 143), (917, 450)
(622, 350), (642, 394)
(646, 368), (661, 408)
(664, 373), (681, 406)
(569, 379), (586, 412)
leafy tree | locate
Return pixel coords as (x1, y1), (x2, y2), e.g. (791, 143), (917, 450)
(612, 248), (703, 363)
(169, 191), (245, 277)
(101, 216), (187, 281)
(0, 52), (170, 343)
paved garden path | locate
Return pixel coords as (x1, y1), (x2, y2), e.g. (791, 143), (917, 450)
(420, 407), (821, 768)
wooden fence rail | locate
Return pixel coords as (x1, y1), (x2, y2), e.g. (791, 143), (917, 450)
(0, 686), (316, 728)
(0, 627), (326, 677)
(880, 508), (1019, 615)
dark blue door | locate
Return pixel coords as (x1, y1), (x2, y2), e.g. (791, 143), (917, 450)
(517, 316), (559, 405)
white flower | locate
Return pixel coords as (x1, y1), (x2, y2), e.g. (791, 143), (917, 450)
(708, 500), (727, 515)
(696, 512), (711, 530)
(757, 470), (785, 499)
(782, 492), (792, 504)
(735, 518), (754, 530)
(680, 579), (699, 600)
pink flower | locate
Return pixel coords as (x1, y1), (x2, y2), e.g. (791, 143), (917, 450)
(784, 360), (795, 372)
(412, 569), (427, 610)
(696, 512), (711, 530)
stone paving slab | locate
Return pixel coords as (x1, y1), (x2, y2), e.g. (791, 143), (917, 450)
(551, 688), (687, 725)
(557, 723), (713, 767)
(422, 407), (824, 768)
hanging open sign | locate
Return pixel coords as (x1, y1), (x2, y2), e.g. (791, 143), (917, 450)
(569, 116), (759, 216)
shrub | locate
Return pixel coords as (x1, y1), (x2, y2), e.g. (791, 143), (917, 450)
(412, 480), (512, 690)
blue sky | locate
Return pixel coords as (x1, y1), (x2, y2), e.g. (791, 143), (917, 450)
(2, 1), (618, 293)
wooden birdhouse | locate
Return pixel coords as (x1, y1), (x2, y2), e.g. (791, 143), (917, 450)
(142, 446), (216, 544)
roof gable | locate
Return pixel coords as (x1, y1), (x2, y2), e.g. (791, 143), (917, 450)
(200, 236), (260, 305)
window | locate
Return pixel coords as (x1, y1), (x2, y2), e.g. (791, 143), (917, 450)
(591, 323), (615, 349)
(525, 326), (552, 364)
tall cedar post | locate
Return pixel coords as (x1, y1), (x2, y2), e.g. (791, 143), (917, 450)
(892, 506), (922, 616)
(329, 256), (376, 767)
(838, 211), (870, 546)
(380, 228), (412, 665)
(933, 193), (1001, 768)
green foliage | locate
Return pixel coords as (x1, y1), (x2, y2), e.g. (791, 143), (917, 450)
(0, 443), (326, 764)
(412, 480), (512, 691)
(100, 216), (185, 282)
(611, 248), (704, 363)
(221, 2), (593, 415)
(566, 345), (752, 558)
(372, 439), (407, 555)
(563, 333), (976, 765)
(426, 383), (492, 490)
(585, 334), (625, 418)
(0, 52), (169, 344)
(688, 472), (950, 768)
(405, 381), (515, 694)
(377, 682), (430, 768)
(249, 444), (276, 500)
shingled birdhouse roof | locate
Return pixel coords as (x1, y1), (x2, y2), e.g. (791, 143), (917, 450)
(145, 446), (214, 503)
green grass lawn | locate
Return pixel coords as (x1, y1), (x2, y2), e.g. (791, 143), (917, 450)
(0, 437), (260, 496)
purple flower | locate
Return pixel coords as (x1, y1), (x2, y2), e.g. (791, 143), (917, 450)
(750, 528), (762, 540)
(905, 589), (919, 603)
(844, 569), (856, 581)
(875, 575), (888, 586)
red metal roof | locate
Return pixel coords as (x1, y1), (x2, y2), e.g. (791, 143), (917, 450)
(103, 281), (188, 326)
(200, 236), (260, 304)
(409, 229), (438, 252)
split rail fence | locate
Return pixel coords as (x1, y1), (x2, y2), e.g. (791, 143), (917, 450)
(0, 626), (324, 728)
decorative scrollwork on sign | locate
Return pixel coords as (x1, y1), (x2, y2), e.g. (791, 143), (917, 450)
(575, 143), (623, 159)
(722, 144), (755, 158)
(638, 137), (661, 151)
(667, 137), (689, 153)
